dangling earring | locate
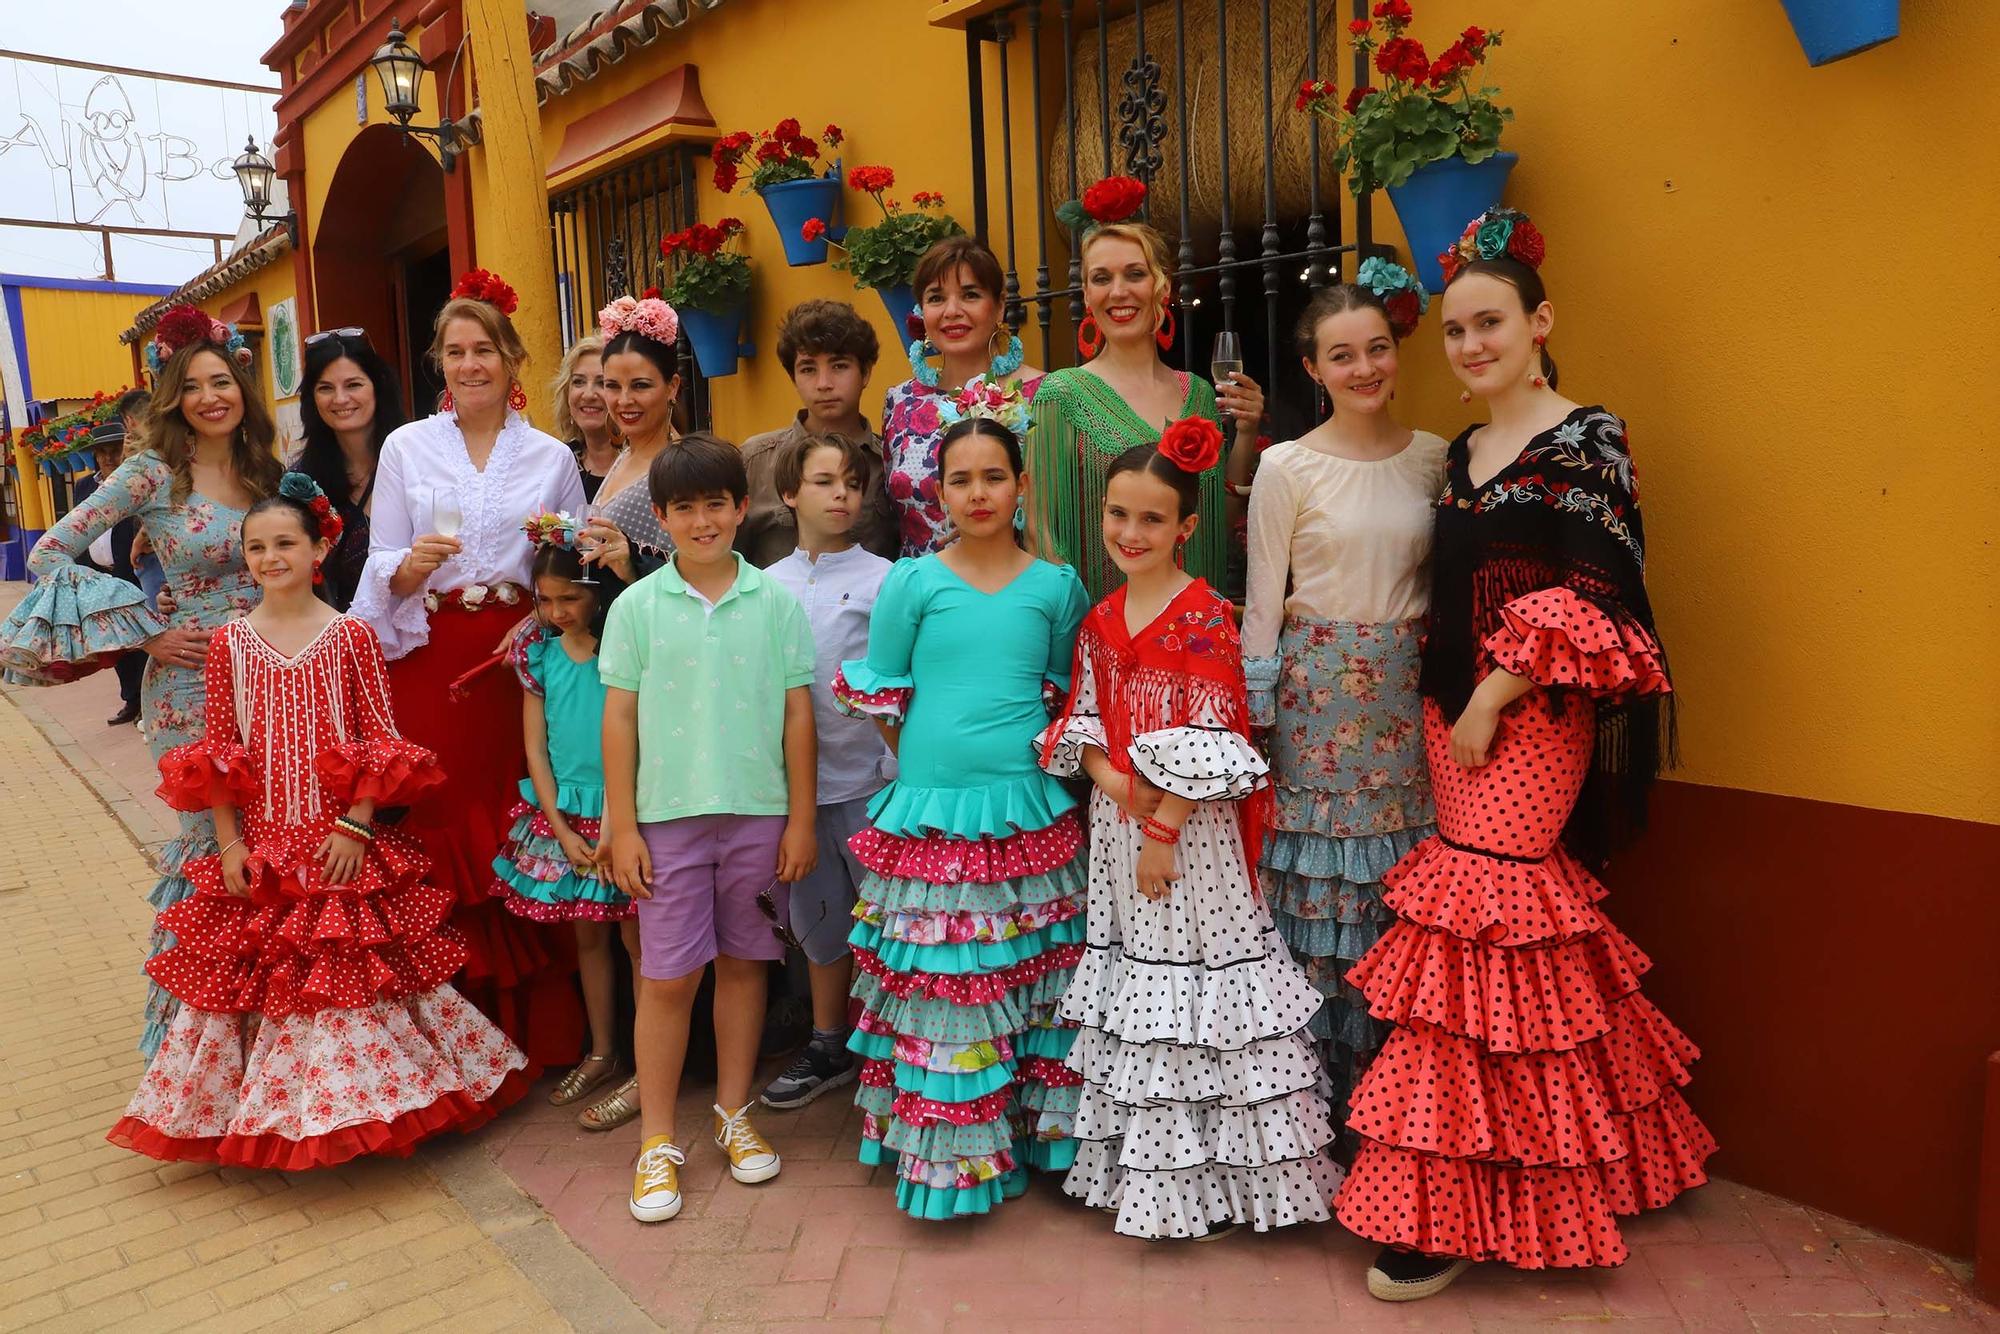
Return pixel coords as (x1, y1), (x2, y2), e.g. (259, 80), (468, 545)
(988, 330), (1025, 378)
(1077, 314), (1104, 361)
(1154, 306), (1176, 352)
(1459, 390), (1473, 403)
(909, 338), (943, 388)
(508, 380), (529, 412)
(1530, 335), (1548, 388)
(1173, 535), (1187, 569)
(441, 388), (455, 413)
(311, 558), (324, 585)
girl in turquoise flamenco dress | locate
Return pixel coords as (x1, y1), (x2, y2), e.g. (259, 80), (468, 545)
(832, 394), (1092, 1219)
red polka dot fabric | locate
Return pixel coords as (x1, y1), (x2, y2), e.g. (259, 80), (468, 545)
(1333, 685), (1716, 1269)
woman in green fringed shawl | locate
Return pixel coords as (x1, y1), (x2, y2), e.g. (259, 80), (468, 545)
(1027, 216), (1263, 601)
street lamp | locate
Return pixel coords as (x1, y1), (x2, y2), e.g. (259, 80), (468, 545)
(370, 18), (463, 170)
(232, 137), (297, 244)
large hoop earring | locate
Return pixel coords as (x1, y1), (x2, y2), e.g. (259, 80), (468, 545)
(1155, 306), (1177, 352)
(909, 338), (942, 388)
(1077, 315), (1104, 361)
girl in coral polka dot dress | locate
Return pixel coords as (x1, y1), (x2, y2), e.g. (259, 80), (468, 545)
(1336, 211), (1715, 1300)
(109, 475), (530, 1169)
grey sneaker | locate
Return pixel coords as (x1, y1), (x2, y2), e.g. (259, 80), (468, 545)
(758, 1040), (857, 1109)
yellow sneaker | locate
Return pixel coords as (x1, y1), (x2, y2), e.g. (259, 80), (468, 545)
(712, 1103), (781, 1183)
(630, 1134), (685, 1222)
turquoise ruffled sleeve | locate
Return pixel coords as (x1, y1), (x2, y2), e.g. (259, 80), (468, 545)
(834, 558), (919, 722)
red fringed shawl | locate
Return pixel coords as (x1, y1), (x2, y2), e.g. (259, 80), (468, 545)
(1045, 579), (1271, 889)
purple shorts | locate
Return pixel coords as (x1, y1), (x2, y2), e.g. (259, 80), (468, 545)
(635, 814), (789, 979)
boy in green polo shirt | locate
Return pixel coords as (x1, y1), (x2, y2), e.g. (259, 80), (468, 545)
(600, 434), (819, 1224)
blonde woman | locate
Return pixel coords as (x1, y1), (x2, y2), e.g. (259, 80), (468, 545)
(551, 335), (618, 501)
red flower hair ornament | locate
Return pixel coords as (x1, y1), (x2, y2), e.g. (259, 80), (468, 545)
(1055, 175), (1148, 234)
(450, 268), (520, 317)
(148, 303), (251, 374)
(1157, 415), (1224, 474)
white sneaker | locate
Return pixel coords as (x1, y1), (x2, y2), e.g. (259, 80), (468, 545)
(712, 1103), (781, 1183)
(630, 1134), (686, 1222)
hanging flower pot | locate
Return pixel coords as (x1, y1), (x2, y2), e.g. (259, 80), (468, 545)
(874, 283), (917, 338)
(678, 304), (753, 378)
(807, 166), (963, 344)
(1779, 0), (1898, 66)
(1386, 151), (1518, 293)
(711, 120), (846, 267)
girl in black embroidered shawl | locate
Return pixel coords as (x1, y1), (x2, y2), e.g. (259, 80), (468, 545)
(1332, 209), (1715, 1302)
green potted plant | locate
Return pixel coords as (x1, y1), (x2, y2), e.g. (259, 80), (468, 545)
(803, 165), (964, 338)
(1299, 1), (1513, 291)
(711, 119), (843, 267)
(660, 218), (754, 377)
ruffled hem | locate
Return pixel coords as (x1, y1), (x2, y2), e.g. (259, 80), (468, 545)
(858, 892), (1080, 949)
(1261, 824), (1430, 898)
(1058, 932), (1323, 1052)
(865, 773), (1077, 842)
(1064, 1025), (1321, 1110)
(1065, 1140), (1342, 1239)
(849, 912), (1086, 977)
(1129, 725), (1270, 802)
(1483, 588), (1671, 702)
(0, 562), (164, 684)
(1269, 780), (1434, 842)
(1382, 835), (1607, 947)
(513, 777), (606, 819)
(1073, 1086), (1335, 1169)
(156, 740), (261, 814)
(316, 738), (446, 808)
(832, 663), (912, 722)
(849, 817), (1084, 885)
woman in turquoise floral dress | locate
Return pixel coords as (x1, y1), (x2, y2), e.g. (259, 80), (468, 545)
(0, 311), (282, 1055)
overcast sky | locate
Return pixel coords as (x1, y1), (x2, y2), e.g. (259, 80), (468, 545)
(0, 1), (286, 284)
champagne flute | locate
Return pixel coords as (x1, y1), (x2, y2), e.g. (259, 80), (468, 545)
(1211, 331), (1244, 430)
(430, 487), (462, 554)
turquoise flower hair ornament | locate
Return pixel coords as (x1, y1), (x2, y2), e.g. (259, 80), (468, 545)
(1356, 256), (1429, 339)
(275, 471), (345, 550)
(1437, 206), (1545, 285)
(937, 374), (1035, 437)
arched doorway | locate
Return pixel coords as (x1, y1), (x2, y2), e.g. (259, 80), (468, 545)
(313, 125), (450, 416)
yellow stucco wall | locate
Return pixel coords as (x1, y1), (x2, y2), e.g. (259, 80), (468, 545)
(20, 287), (149, 400)
(1360, 1), (1999, 825)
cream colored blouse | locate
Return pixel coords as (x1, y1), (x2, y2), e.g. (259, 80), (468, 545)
(1242, 430), (1451, 660)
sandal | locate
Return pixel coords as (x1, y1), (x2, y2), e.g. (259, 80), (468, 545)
(578, 1074), (641, 1132)
(549, 1053), (620, 1107)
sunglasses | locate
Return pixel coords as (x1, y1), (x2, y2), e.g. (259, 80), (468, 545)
(304, 326), (368, 347)
(755, 880), (806, 952)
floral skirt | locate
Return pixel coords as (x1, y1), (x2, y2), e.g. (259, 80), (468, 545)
(1257, 616), (1434, 1125)
(1333, 695), (1715, 1268)
(847, 816), (1088, 1221)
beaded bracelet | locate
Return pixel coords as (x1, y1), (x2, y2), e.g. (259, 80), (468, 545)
(1139, 817), (1182, 845)
(333, 816), (373, 843)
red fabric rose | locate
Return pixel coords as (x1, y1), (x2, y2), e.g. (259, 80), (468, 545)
(1158, 416), (1224, 473)
(450, 268), (519, 316)
(1507, 218), (1545, 268)
(1438, 249), (1464, 284)
(1383, 289), (1422, 337)
(1344, 85), (1378, 114)
(1082, 174), (1147, 223)
(641, 285), (661, 299)
(801, 217), (828, 242)
(905, 309), (926, 340)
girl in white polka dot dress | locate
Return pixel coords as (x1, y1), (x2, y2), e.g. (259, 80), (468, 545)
(1038, 427), (1342, 1240)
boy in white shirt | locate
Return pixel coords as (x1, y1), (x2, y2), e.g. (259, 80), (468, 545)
(757, 435), (897, 1108)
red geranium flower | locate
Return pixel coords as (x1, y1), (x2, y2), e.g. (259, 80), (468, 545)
(1372, 0), (1412, 21)
(789, 136), (819, 158)
(849, 164), (896, 195)
(1344, 85), (1378, 114)
(1374, 36), (1429, 83)
(1158, 416), (1224, 473)
(823, 123), (843, 147)
(801, 217), (828, 243)
(712, 163), (739, 193)
(1460, 25), (1489, 55)
(1348, 17), (1371, 35)
(774, 117), (802, 142)
(755, 140), (786, 165)
(1506, 218), (1545, 267)
(1082, 174), (1147, 223)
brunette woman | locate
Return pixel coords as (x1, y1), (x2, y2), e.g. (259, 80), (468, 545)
(0, 306), (281, 1054)
(350, 271), (588, 1074)
(575, 296), (683, 584)
(1334, 210), (1712, 1300)
(293, 329), (406, 609)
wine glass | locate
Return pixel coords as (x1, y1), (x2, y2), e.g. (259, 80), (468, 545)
(1211, 331), (1244, 429)
(572, 520), (601, 585)
(430, 487), (462, 546)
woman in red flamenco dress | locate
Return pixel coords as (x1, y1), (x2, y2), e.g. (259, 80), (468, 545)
(1335, 210), (1715, 1300)
(110, 480), (529, 1168)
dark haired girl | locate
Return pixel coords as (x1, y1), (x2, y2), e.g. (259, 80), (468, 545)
(294, 331), (407, 609)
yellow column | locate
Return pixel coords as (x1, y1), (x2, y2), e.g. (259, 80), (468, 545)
(462, 0), (559, 433)
(11, 441), (49, 530)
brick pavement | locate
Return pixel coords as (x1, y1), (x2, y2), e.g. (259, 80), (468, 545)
(1, 581), (1995, 1331)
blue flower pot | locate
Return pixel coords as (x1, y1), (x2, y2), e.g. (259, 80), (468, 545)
(760, 163), (844, 267)
(680, 304), (754, 378)
(1779, 0), (1898, 66)
(1386, 151), (1519, 294)
(875, 284), (917, 342)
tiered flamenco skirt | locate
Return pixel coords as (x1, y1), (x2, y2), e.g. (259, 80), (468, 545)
(110, 754), (529, 1167)
(387, 603), (584, 1070)
(842, 756), (1089, 1218)
(1045, 722), (1344, 1239)
(490, 777), (631, 923)
(1251, 616), (1434, 1127)
(1335, 594), (1715, 1268)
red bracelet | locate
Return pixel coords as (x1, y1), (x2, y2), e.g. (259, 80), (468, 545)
(1140, 817), (1181, 845)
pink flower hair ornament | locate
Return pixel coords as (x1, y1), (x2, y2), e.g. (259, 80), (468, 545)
(596, 295), (681, 346)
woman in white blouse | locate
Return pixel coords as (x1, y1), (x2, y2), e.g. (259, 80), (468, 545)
(351, 275), (587, 1077)
(1242, 268), (1447, 1142)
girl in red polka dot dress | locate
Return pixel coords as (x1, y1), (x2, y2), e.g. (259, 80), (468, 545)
(1335, 210), (1715, 1300)
(109, 475), (531, 1169)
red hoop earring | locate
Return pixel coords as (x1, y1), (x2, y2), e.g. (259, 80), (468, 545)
(508, 381), (529, 412)
(1077, 314), (1104, 361)
(441, 388), (455, 413)
(1154, 306), (1176, 352)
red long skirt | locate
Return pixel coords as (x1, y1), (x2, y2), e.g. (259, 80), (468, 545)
(386, 602), (583, 1073)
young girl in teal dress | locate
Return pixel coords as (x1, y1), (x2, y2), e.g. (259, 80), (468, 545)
(491, 518), (633, 1109)
(833, 392), (1092, 1220)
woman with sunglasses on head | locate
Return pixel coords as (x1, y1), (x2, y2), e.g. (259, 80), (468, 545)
(293, 328), (406, 610)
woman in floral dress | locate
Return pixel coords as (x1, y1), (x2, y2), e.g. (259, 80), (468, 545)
(0, 306), (281, 1055)
(882, 236), (1041, 556)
